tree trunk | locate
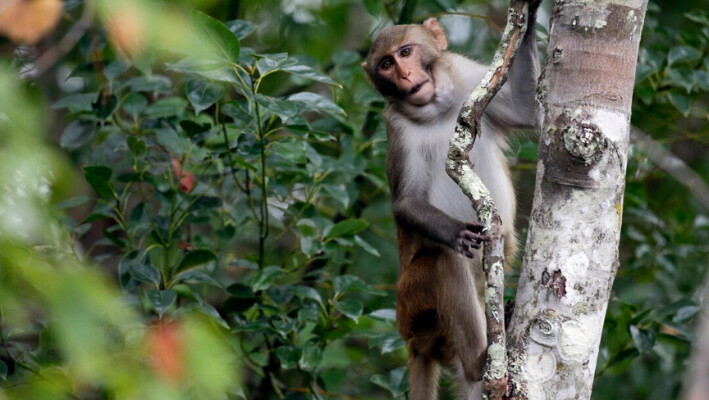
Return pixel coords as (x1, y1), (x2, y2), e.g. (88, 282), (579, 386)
(506, 1), (648, 398)
(683, 281), (709, 400)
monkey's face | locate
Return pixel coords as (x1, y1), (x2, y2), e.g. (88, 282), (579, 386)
(363, 21), (447, 108)
(374, 43), (435, 106)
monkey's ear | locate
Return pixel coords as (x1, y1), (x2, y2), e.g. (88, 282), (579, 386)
(423, 18), (447, 51)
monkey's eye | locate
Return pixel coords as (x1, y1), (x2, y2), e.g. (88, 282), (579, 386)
(400, 47), (412, 57)
(379, 58), (393, 70)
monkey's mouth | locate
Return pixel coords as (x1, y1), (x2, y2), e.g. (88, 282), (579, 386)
(408, 81), (429, 95)
(405, 80), (434, 106)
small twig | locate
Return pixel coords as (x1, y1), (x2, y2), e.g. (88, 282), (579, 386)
(27, 0), (95, 79)
(631, 127), (709, 211)
(415, 11), (503, 32)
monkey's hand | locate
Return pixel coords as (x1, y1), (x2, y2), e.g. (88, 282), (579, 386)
(455, 221), (486, 258)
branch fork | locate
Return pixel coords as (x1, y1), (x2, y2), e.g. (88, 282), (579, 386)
(444, 1), (532, 398)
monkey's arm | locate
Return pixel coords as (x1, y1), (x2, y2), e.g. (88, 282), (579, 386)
(485, 0), (541, 129)
(392, 197), (483, 258)
(386, 141), (484, 258)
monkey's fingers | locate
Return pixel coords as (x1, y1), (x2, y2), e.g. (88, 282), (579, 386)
(455, 238), (477, 258)
(465, 221), (486, 233)
(461, 230), (485, 246)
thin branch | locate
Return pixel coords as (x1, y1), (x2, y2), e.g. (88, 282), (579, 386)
(444, 1), (532, 398)
(415, 11), (503, 32)
(26, 0), (96, 79)
(631, 127), (709, 211)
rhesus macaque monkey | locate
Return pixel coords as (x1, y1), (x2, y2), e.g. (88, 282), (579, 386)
(362, 2), (540, 399)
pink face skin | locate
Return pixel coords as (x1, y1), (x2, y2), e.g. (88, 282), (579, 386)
(376, 44), (435, 106)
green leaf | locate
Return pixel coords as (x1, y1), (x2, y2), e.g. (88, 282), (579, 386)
(167, 58), (242, 84)
(256, 53), (295, 76)
(696, 70), (709, 91)
(82, 212), (113, 223)
(145, 97), (188, 118)
(223, 283), (258, 313)
(155, 128), (189, 155)
(251, 266), (286, 292)
(60, 121), (95, 150)
(120, 251), (162, 287)
(362, 0), (383, 15)
(606, 348), (639, 368)
(193, 10), (241, 64)
(371, 367), (408, 398)
(271, 137), (307, 164)
(52, 195), (92, 210)
(293, 285), (323, 307)
(288, 92), (346, 118)
(685, 9), (709, 26)
(147, 289), (177, 317)
(104, 61), (130, 81)
(226, 283), (257, 298)
(185, 78), (225, 114)
(634, 62), (654, 83)
(673, 306), (701, 323)
(368, 331), (405, 353)
(368, 308), (396, 323)
(52, 93), (95, 112)
(629, 325), (655, 354)
(333, 50), (360, 66)
(298, 343), (322, 372)
(668, 45), (702, 65)
(323, 184), (349, 209)
(83, 166), (115, 200)
(276, 345), (301, 369)
(298, 308), (320, 323)
(92, 91), (118, 119)
(665, 67), (696, 92)
(667, 92), (692, 116)
(634, 81), (655, 106)
(354, 235), (381, 257)
(225, 20), (256, 39)
(325, 219), (369, 240)
(180, 120), (211, 137)
(0, 360), (7, 380)
(173, 270), (221, 287)
(187, 196), (223, 211)
(122, 93), (147, 119)
(334, 275), (386, 296)
(231, 386), (247, 400)
(189, 303), (229, 329)
(296, 218), (317, 236)
(123, 75), (172, 93)
(281, 65), (341, 87)
(127, 136), (146, 156)
(254, 94), (299, 123)
(334, 298), (363, 322)
(178, 249), (217, 271)
(102, 228), (126, 248)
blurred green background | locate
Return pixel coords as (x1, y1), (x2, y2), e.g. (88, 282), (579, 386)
(0, 0), (707, 399)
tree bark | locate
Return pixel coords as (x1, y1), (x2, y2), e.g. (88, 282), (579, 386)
(683, 282), (709, 400)
(505, 1), (648, 399)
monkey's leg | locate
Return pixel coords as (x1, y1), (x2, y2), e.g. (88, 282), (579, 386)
(450, 360), (483, 400)
(439, 252), (487, 382)
(409, 353), (440, 400)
